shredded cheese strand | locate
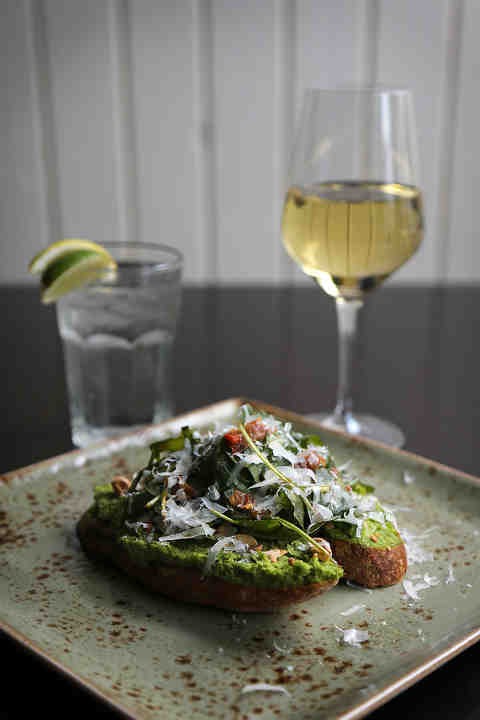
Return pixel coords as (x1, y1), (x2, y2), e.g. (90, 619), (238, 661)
(238, 423), (318, 512)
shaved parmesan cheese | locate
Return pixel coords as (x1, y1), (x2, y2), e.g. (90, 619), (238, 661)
(237, 452), (264, 465)
(267, 439), (298, 465)
(402, 530), (435, 564)
(337, 627), (369, 647)
(148, 527), (208, 542)
(240, 683), (291, 697)
(273, 641), (291, 653)
(403, 472), (415, 485)
(164, 497), (220, 536)
(248, 474), (280, 490)
(307, 504), (332, 530)
(204, 536), (249, 574)
(200, 496), (228, 515)
(341, 507), (364, 537)
(445, 564), (456, 584)
(403, 579), (430, 600)
(252, 493), (282, 516)
(340, 604), (366, 616)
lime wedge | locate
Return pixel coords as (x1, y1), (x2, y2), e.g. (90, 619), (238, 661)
(28, 238), (113, 275)
(40, 249), (117, 304)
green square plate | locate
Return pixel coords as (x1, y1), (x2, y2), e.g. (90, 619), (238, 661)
(1, 398), (479, 719)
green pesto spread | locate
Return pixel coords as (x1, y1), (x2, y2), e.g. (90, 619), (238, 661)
(89, 485), (343, 588)
(322, 517), (402, 549)
(91, 484), (127, 530)
(119, 535), (342, 589)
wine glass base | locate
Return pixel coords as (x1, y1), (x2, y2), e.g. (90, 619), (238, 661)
(305, 412), (405, 449)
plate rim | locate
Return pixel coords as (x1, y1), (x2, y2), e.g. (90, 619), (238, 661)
(2, 396), (480, 718)
(3, 396), (480, 488)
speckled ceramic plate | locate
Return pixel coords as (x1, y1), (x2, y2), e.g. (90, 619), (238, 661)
(1, 398), (479, 720)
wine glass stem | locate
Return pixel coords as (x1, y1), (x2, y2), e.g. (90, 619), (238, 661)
(333, 297), (363, 428)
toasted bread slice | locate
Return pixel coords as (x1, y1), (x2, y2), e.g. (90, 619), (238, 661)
(76, 511), (342, 613)
(327, 537), (407, 588)
(320, 519), (407, 588)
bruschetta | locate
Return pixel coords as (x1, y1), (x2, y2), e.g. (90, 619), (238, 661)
(77, 404), (407, 611)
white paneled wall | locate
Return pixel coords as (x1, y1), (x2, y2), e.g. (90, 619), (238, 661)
(0, 0), (477, 285)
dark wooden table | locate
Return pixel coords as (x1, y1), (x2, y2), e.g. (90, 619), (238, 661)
(1, 284), (479, 719)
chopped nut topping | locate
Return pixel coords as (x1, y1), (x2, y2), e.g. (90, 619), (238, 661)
(310, 537), (332, 560)
(229, 490), (255, 512)
(235, 534), (258, 548)
(370, 534), (379, 543)
(111, 476), (131, 496)
(244, 418), (268, 442)
(263, 549), (287, 563)
(296, 450), (327, 470)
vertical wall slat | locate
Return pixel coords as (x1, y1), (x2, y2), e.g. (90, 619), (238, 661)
(107, 0), (139, 246)
(376, 0), (451, 284)
(43, 0), (121, 244)
(432, 0), (463, 283)
(273, 0), (297, 282)
(356, 0), (380, 86)
(296, 0), (361, 95)
(0, 0), (53, 279)
(211, 0), (279, 283)
(192, 0), (218, 283)
(2, 0), (479, 286)
(129, 0), (197, 281)
(290, 0), (363, 285)
(447, 0), (478, 282)
(28, 0), (63, 253)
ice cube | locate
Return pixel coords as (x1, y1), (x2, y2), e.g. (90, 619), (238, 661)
(59, 326), (84, 344)
(87, 333), (133, 350)
(134, 329), (172, 347)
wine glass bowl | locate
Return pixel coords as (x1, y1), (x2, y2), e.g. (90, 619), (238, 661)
(282, 180), (423, 300)
(282, 88), (424, 447)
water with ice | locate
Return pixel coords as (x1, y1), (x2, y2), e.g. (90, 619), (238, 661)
(57, 269), (181, 447)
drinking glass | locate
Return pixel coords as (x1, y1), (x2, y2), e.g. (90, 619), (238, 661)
(282, 88), (423, 447)
(56, 242), (183, 447)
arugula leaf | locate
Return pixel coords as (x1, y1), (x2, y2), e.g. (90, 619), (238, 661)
(282, 487), (305, 527)
(229, 513), (297, 539)
(148, 426), (194, 466)
(298, 433), (324, 448)
(351, 481), (375, 495)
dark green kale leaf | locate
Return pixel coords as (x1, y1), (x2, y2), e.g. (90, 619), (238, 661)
(187, 435), (235, 494)
(187, 435), (265, 498)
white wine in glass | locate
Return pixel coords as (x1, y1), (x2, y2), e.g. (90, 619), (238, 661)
(282, 89), (424, 447)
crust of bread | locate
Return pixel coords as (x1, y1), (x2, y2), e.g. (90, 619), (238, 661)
(328, 537), (407, 588)
(76, 512), (339, 612)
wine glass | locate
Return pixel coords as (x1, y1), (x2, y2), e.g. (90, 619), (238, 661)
(282, 87), (423, 447)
